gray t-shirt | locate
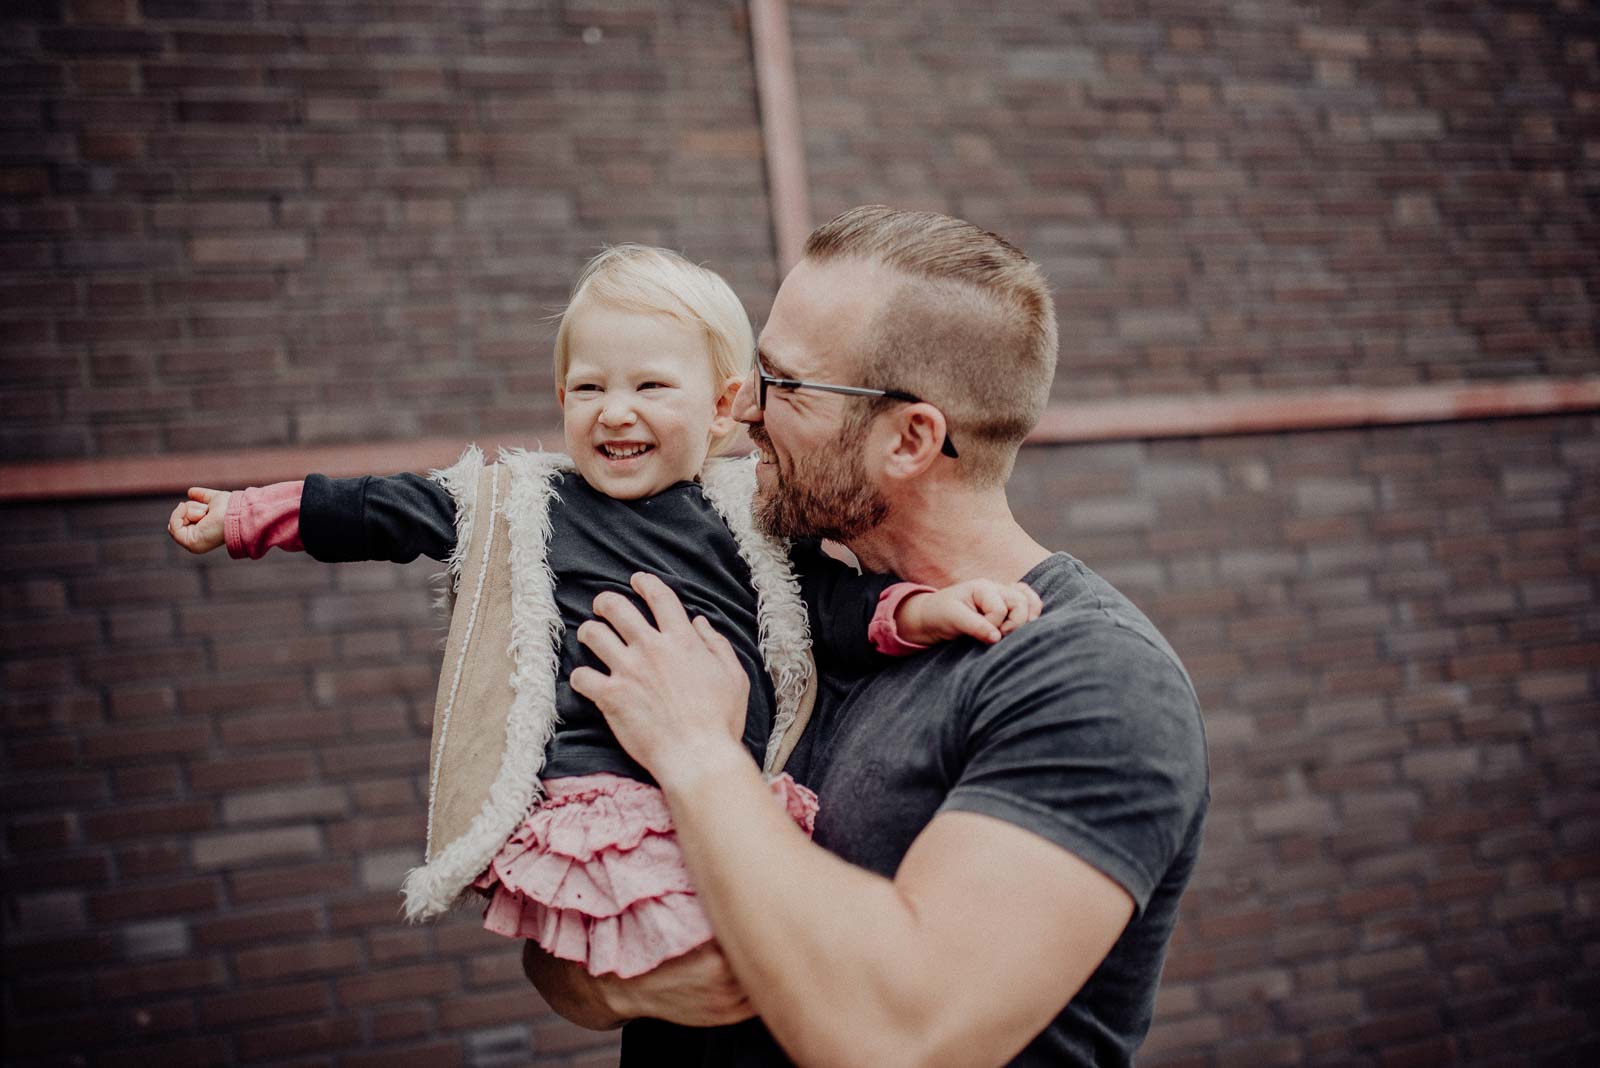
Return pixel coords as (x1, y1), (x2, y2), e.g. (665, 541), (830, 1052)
(692, 552), (1208, 1067)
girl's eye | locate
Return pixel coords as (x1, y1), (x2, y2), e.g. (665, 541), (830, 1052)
(570, 384), (601, 393)
(638, 381), (666, 390)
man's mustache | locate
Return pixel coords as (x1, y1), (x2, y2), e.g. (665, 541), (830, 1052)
(747, 426), (774, 452)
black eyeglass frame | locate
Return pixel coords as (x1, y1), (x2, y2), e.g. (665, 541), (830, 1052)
(754, 354), (959, 459)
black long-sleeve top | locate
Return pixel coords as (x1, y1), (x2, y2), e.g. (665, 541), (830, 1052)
(299, 470), (894, 783)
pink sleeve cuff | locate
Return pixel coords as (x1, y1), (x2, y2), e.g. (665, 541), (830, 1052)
(867, 582), (938, 657)
(224, 481), (306, 560)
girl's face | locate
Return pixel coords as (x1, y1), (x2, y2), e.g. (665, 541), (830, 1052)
(559, 298), (738, 500)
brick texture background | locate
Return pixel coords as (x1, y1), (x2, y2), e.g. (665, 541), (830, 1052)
(792, 0), (1600, 398)
(3, 1), (1598, 1067)
(2, 0), (776, 462)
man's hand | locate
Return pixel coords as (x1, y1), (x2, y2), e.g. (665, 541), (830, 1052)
(569, 572), (751, 782)
(168, 487), (230, 555)
(523, 939), (754, 1029)
(895, 579), (1042, 646)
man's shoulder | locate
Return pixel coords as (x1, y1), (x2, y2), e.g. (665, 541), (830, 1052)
(950, 555), (1201, 741)
(992, 554), (1190, 680)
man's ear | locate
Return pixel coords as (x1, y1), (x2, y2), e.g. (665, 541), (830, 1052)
(707, 374), (744, 440)
(881, 403), (948, 481)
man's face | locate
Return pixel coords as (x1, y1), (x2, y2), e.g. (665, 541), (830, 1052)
(736, 258), (891, 542)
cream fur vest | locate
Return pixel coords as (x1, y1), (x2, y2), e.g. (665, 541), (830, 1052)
(399, 446), (817, 921)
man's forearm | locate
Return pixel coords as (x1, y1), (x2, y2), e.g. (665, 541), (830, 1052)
(522, 940), (625, 1030)
(656, 745), (945, 1068)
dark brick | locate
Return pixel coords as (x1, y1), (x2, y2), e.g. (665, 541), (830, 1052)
(235, 936), (361, 982)
(176, 97), (299, 123)
(188, 753), (316, 792)
(201, 979), (330, 1026)
(94, 955), (227, 998)
(337, 962), (459, 1008)
(39, 27), (163, 54)
(235, 1014), (361, 1060)
(82, 799), (214, 840)
(228, 859), (353, 903)
(81, 722), (211, 761)
(193, 904), (321, 946)
(89, 878), (220, 921)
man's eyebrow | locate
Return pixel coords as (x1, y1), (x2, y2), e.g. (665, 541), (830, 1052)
(756, 346), (796, 379)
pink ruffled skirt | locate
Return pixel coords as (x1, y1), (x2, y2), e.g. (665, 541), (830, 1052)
(473, 771), (818, 978)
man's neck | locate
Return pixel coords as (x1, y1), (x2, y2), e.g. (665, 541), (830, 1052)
(845, 483), (1051, 586)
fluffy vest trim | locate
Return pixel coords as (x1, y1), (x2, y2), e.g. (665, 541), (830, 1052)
(399, 448), (815, 921)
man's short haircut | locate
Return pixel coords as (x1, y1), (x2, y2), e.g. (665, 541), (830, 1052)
(803, 205), (1058, 485)
(552, 244), (755, 452)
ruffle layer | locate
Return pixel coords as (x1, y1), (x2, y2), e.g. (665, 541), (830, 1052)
(484, 888), (715, 979)
(476, 771), (817, 978)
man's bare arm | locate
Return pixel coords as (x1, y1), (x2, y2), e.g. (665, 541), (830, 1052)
(522, 938), (755, 1031)
(661, 750), (1133, 1067)
(522, 941), (624, 1030)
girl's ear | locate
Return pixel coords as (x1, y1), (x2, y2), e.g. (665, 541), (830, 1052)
(556, 386), (566, 409)
(707, 374), (744, 439)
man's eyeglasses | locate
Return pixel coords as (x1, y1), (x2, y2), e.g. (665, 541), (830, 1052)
(753, 354), (959, 458)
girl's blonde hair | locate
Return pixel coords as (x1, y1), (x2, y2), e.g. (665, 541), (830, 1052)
(553, 244), (754, 453)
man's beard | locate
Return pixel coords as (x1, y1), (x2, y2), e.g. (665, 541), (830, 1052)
(750, 424), (889, 542)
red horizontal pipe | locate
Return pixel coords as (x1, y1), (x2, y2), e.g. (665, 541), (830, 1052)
(0, 435), (560, 504)
(3, 377), (1597, 503)
(1029, 376), (1600, 442)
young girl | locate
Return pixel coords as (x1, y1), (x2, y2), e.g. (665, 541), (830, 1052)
(169, 245), (1039, 980)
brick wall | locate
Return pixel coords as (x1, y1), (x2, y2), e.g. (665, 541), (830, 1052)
(1, 0), (776, 463)
(791, 0), (1599, 398)
(1008, 416), (1599, 1066)
(4, 1), (1598, 1066)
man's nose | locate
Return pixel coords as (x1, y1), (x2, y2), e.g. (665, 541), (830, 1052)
(732, 371), (760, 425)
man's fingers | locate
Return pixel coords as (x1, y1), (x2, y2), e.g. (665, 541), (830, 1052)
(575, 619), (628, 669)
(591, 590), (654, 644)
(692, 615), (735, 660)
(630, 572), (691, 632)
(568, 665), (610, 703)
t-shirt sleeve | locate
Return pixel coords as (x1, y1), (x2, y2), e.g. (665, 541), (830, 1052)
(299, 472), (458, 564)
(938, 621), (1208, 913)
(789, 540), (900, 675)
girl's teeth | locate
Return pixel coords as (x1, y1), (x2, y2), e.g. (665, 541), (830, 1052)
(602, 444), (651, 459)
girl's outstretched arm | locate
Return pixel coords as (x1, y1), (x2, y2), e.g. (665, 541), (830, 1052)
(167, 474), (459, 564)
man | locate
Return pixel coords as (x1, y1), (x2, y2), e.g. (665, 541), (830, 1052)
(526, 206), (1209, 1066)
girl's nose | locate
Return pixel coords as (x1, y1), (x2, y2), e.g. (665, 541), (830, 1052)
(598, 400), (637, 427)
